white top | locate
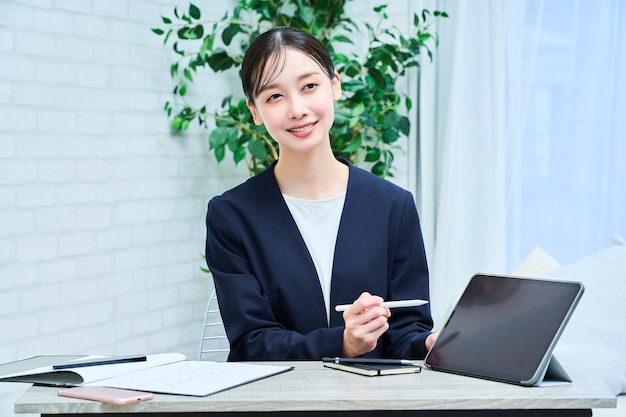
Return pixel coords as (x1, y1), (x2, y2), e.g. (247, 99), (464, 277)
(283, 192), (346, 323)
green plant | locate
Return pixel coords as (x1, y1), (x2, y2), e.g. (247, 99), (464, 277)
(152, 1), (447, 177)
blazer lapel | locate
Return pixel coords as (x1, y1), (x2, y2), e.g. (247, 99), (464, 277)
(261, 166), (328, 324)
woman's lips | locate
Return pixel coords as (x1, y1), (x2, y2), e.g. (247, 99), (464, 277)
(287, 121), (317, 134)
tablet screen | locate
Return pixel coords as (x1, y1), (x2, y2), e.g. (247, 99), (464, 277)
(425, 274), (583, 384)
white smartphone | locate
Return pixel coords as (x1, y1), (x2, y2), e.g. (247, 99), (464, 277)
(58, 386), (154, 405)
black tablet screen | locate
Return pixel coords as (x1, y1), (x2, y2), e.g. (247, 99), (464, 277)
(425, 274), (583, 384)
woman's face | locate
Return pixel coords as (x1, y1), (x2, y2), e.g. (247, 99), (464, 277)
(247, 48), (341, 156)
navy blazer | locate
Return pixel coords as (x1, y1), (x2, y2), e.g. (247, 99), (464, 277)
(205, 161), (433, 361)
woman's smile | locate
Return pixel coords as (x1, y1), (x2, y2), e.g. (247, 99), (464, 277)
(246, 48), (341, 154)
(288, 121), (317, 136)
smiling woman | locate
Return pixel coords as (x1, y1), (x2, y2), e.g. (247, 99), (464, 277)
(152, 1), (447, 176)
(204, 27), (437, 362)
(243, 39), (342, 171)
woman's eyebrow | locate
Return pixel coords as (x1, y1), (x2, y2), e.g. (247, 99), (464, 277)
(259, 71), (322, 95)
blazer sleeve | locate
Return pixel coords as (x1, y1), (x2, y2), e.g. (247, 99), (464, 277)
(205, 196), (345, 361)
(382, 191), (434, 359)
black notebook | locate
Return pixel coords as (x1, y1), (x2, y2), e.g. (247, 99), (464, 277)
(323, 361), (422, 377)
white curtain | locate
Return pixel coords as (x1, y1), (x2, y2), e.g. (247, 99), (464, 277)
(507, 0), (626, 267)
(419, 0), (519, 326)
(419, 0), (625, 327)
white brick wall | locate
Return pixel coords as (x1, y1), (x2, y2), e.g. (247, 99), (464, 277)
(0, 0), (418, 414)
(0, 0), (247, 369)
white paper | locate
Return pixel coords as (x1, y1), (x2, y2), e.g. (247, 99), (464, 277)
(1, 353), (186, 385)
(90, 361), (293, 396)
(71, 353), (186, 384)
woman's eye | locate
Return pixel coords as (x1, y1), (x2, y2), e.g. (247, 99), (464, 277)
(267, 93), (282, 102)
(304, 83), (317, 91)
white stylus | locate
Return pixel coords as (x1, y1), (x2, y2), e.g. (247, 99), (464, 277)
(334, 299), (429, 312)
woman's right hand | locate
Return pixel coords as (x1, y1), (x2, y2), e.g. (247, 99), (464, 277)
(341, 292), (391, 357)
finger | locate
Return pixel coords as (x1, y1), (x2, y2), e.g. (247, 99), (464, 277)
(348, 313), (389, 336)
(352, 293), (384, 313)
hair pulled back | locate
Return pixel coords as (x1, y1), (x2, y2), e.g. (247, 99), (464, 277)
(241, 26), (335, 104)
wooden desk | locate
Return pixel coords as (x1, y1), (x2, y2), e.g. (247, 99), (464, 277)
(14, 361), (616, 417)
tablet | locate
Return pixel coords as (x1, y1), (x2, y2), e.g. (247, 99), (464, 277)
(424, 274), (584, 386)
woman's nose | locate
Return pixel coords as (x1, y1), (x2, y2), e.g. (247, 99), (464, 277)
(288, 96), (306, 119)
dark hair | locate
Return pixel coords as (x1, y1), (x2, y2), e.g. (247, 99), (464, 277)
(241, 27), (335, 104)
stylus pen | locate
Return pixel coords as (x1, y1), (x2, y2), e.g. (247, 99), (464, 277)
(334, 299), (428, 312)
(53, 355), (147, 370)
(322, 357), (418, 365)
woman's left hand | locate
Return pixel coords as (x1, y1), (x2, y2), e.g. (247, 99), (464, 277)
(425, 331), (440, 352)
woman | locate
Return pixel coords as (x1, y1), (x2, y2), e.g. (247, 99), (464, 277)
(205, 26), (437, 361)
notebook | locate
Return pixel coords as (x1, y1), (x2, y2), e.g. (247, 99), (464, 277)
(424, 273), (584, 386)
(323, 361), (422, 377)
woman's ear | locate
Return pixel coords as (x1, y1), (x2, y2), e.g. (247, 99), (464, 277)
(246, 100), (264, 126)
(332, 71), (342, 101)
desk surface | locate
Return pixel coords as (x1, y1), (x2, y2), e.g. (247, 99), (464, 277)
(14, 361), (616, 415)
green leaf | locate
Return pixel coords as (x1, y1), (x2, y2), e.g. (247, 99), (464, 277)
(151, 28), (164, 35)
(222, 23), (239, 46)
(189, 3), (201, 20)
(397, 115), (410, 136)
(208, 50), (235, 72)
(178, 25), (203, 40)
(249, 139), (268, 159)
(365, 147), (381, 162)
(367, 67), (386, 88)
(233, 146), (246, 164)
(192, 24), (204, 39)
(342, 138), (362, 153)
(164, 29), (173, 45)
(161, 16), (172, 24)
(332, 34), (353, 44)
(382, 128), (400, 143)
(200, 34), (214, 56)
(373, 4), (388, 13)
(177, 27), (189, 39)
(352, 102), (366, 117)
(372, 161), (389, 177)
(300, 6), (315, 25)
(209, 128), (228, 149)
(382, 111), (398, 129)
(226, 136), (240, 153)
(215, 146), (225, 162)
(183, 68), (193, 82)
(173, 41), (184, 56)
(179, 85), (187, 96)
(405, 96), (413, 112)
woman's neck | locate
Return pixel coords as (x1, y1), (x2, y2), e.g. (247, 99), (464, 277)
(274, 148), (349, 200)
